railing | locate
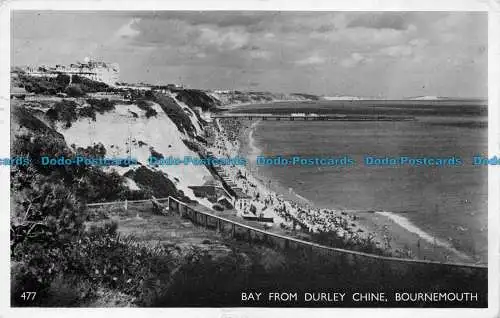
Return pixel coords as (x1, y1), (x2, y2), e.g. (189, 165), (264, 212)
(86, 197), (171, 217)
(86, 196), (487, 301)
(166, 196), (486, 270)
(87, 196), (487, 284)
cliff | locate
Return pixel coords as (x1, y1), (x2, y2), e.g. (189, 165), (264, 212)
(208, 90), (320, 106)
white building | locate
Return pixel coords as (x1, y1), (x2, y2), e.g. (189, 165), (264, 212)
(23, 59), (120, 87)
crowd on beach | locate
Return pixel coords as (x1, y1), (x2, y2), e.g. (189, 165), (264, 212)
(204, 118), (397, 256)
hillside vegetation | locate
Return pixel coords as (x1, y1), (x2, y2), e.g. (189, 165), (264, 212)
(10, 103), (201, 306)
(149, 92), (197, 136)
(10, 105), (348, 307)
(175, 89), (221, 111)
(10, 84), (336, 307)
(10, 74), (487, 307)
(208, 90), (320, 106)
(14, 73), (116, 96)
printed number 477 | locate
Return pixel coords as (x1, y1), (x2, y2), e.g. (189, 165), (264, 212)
(21, 292), (36, 301)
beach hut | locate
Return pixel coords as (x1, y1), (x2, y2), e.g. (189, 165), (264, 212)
(233, 189), (251, 209)
(189, 178), (226, 202)
(217, 195), (234, 209)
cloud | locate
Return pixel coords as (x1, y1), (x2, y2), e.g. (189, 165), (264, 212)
(124, 17), (252, 54)
(340, 52), (372, 68)
(295, 54), (326, 66)
(378, 38), (428, 58)
(139, 11), (269, 29)
(379, 45), (413, 58)
(432, 13), (486, 44)
(310, 26), (414, 48)
(408, 38), (429, 47)
(347, 13), (409, 30)
(197, 27), (250, 50)
(249, 50), (272, 60)
(114, 18), (141, 39)
(11, 11), (487, 98)
(264, 32), (275, 39)
(241, 45), (261, 51)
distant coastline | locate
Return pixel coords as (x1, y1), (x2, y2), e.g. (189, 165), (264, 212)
(225, 98), (487, 265)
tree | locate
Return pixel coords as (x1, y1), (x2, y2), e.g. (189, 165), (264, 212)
(11, 176), (87, 250)
(65, 85), (85, 98)
(55, 74), (71, 88)
(249, 204), (257, 214)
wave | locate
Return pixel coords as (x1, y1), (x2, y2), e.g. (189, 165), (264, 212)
(247, 120), (262, 159)
(375, 211), (472, 260)
(287, 187), (312, 204)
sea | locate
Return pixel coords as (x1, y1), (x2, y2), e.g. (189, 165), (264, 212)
(237, 100), (488, 264)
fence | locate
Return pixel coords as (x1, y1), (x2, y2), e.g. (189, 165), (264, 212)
(86, 197), (170, 208)
(86, 197), (171, 217)
(166, 196), (486, 268)
(168, 196), (488, 298)
(87, 196), (488, 296)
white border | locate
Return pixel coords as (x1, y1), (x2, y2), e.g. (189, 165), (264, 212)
(0, 1), (498, 318)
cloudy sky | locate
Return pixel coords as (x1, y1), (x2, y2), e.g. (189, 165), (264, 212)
(12, 11), (487, 98)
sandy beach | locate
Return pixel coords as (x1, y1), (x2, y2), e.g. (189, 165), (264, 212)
(208, 117), (479, 265)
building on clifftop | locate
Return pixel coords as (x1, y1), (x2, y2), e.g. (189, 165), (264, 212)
(21, 58), (120, 87)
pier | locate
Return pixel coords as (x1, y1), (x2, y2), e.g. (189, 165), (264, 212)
(211, 113), (416, 121)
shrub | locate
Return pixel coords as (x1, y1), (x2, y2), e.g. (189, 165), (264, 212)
(18, 74), (68, 95)
(65, 85), (85, 98)
(87, 98), (116, 114)
(60, 229), (175, 299)
(249, 204), (257, 214)
(155, 251), (248, 306)
(11, 107), (183, 307)
(45, 100), (79, 127)
(182, 139), (200, 153)
(136, 100), (149, 108)
(11, 248), (62, 306)
(149, 147), (164, 159)
(124, 166), (178, 198)
(144, 108), (157, 118)
(78, 106), (97, 121)
(148, 93), (196, 136)
(12, 129), (128, 203)
(11, 178), (87, 248)
(12, 219), (176, 306)
(10, 173), (89, 306)
(136, 100), (158, 118)
(75, 169), (128, 203)
(55, 74), (71, 87)
(17, 74), (119, 96)
(175, 89), (220, 111)
(72, 75), (112, 93)
(195, 135), (207, 145)
(212, 204), (224, 211)
(75, 142), (106, 157)
(12, 107), (65, 138)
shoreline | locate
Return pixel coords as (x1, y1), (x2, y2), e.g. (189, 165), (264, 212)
(216, 99), (311, 111)
(210, 118), (481, 265)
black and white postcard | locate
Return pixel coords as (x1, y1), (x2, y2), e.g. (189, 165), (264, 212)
(1, 1), (499, 318)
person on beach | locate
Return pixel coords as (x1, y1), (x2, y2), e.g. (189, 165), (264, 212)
(212, 118), (388, 256)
